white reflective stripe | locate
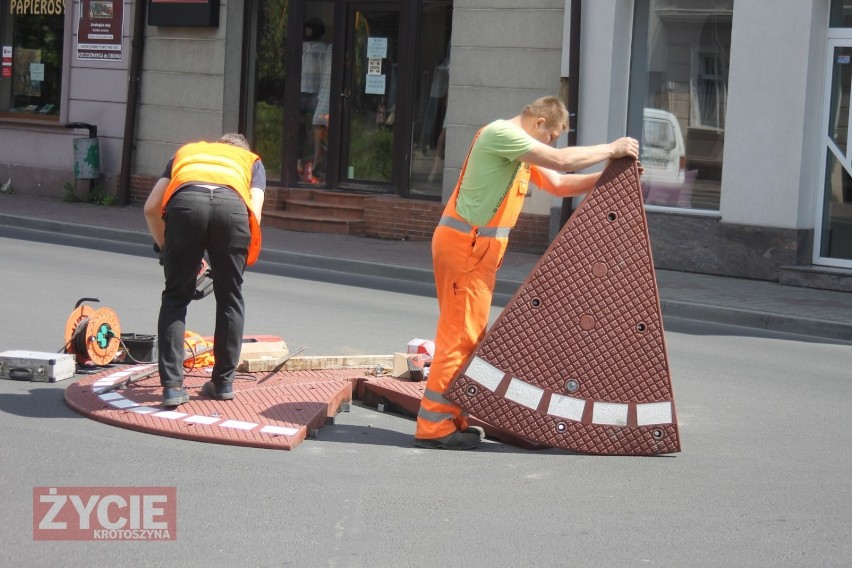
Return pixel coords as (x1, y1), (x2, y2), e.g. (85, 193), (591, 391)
(438, 216), (473, 233)
(219, 420), (257, 430)
(423, 388), (453, 405)
(98, 392), (124, 401)
(504, 378), (544, 410)
(464, 357), (504, 391)
(417, 407), (455, 422)
(636, 401), (673, 426)
(547, 393), (586, 422)
(438, 216), (511, 238)
(261, 425), (300, 436)
(153, 410), (188, 420)
(592, 402), (629, 426)
(184, 415), (220, 425)
(109, 399), (138, 409)
(477, 227), (511, 238)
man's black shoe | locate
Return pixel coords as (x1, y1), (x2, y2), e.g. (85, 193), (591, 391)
(414, 430), (481, 450)
(200, 381), (235, 401)
(162, 387), (189, 407)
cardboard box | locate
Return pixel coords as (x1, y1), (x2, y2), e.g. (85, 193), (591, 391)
(392, 352), (428, 381)
(407, 338), (435, 357)
(236, 336), (289, 372)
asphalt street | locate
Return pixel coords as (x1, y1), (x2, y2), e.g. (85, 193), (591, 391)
(1, 231), (851, 567)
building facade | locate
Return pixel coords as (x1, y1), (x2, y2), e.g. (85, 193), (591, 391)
(1, 0), (851, 290)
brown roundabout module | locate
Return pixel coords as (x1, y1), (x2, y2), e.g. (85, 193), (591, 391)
(445, 158), (681, 456)
(65, 364), (363, 450)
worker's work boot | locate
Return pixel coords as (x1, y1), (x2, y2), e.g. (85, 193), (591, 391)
(463, 426), (486, 441)
(414, 430), (481, 450)
(200, 381), (235, 401)
(162, 387), (190, 407)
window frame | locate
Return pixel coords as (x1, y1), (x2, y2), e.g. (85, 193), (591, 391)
(0, 0), (72, 124)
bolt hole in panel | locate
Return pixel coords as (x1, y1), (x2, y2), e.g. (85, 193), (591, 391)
(444, 158), (679, 455)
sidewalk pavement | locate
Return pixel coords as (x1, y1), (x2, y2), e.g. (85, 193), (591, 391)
(1, 194), (851, 343)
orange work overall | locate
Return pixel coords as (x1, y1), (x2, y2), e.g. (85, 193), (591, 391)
(415, 132), (538, 440)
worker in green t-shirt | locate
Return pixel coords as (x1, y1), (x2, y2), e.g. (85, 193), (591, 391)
(415, 96), (640, 450)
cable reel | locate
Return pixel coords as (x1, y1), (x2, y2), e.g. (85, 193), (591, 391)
(64, 298), (122, 366)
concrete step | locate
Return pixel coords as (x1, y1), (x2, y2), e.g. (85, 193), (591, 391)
(287, 188), (315, 201)
(263, 210), (365, 236)
(311, 191), (370, 207)
(285, 198), (365, 220)
(779, 264), (852, 293)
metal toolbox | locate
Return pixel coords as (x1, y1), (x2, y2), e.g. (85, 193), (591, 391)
(0, 350), (76, 383)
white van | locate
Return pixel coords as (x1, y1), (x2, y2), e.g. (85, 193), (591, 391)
(641, 108), (686, 184)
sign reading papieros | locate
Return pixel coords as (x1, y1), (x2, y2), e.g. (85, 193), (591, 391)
(33, 487), (176, 541)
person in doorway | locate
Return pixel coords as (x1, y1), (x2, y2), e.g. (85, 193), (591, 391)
(312, 42), (334, 182)
(426, 49), (450, 183)
(144, 133), (266, 407)
(299, 18), (329, 182)
(415, 96), (640, 450)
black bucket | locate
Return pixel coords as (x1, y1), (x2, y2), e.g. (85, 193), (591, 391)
(119, 333), (158, 363)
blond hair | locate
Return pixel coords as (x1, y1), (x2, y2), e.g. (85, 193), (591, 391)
(521, 96), (569, 131)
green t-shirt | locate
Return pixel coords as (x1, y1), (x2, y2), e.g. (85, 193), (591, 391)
(455, 119), (537, 226)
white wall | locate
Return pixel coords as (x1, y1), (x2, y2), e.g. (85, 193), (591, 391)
(65, 0), (132, 178)
(721, 0), (827, 229)
(576, 1), (634, 151)
(445, 0), (565, 215)
(133, 0), (243, 176)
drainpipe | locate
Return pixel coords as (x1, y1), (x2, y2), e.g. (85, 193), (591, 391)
(558, 0), (581, 228)
(117, 0), (148, 206)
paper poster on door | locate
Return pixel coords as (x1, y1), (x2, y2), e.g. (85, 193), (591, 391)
(13, 49), (41, 96)
(29, 63), (45, 81)
(365, 74), (386, 95)
(1, 46), (11, 79)
(367, 58), (382, 76)
(366, 37), (387, 59)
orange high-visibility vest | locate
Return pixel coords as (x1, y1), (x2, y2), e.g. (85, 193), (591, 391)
(437, 128), (544, 260)
(161, 141), (263, 265)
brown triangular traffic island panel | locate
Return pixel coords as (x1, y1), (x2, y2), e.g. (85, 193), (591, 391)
(444, 158), (680, 455)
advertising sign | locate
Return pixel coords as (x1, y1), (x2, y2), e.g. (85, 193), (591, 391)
(77, 0), (124, 61)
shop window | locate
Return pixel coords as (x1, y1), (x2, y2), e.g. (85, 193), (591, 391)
(0, 0), (65, 119)
(627, 0), (733, 211)
(245, 0), (289, 181)
(692, 52), (727, 130)
(831, 0), (852, 27)
(409, 0), (452, 198)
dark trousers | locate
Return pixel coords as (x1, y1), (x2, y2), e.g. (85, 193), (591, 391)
(158, 187), (251, 388)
